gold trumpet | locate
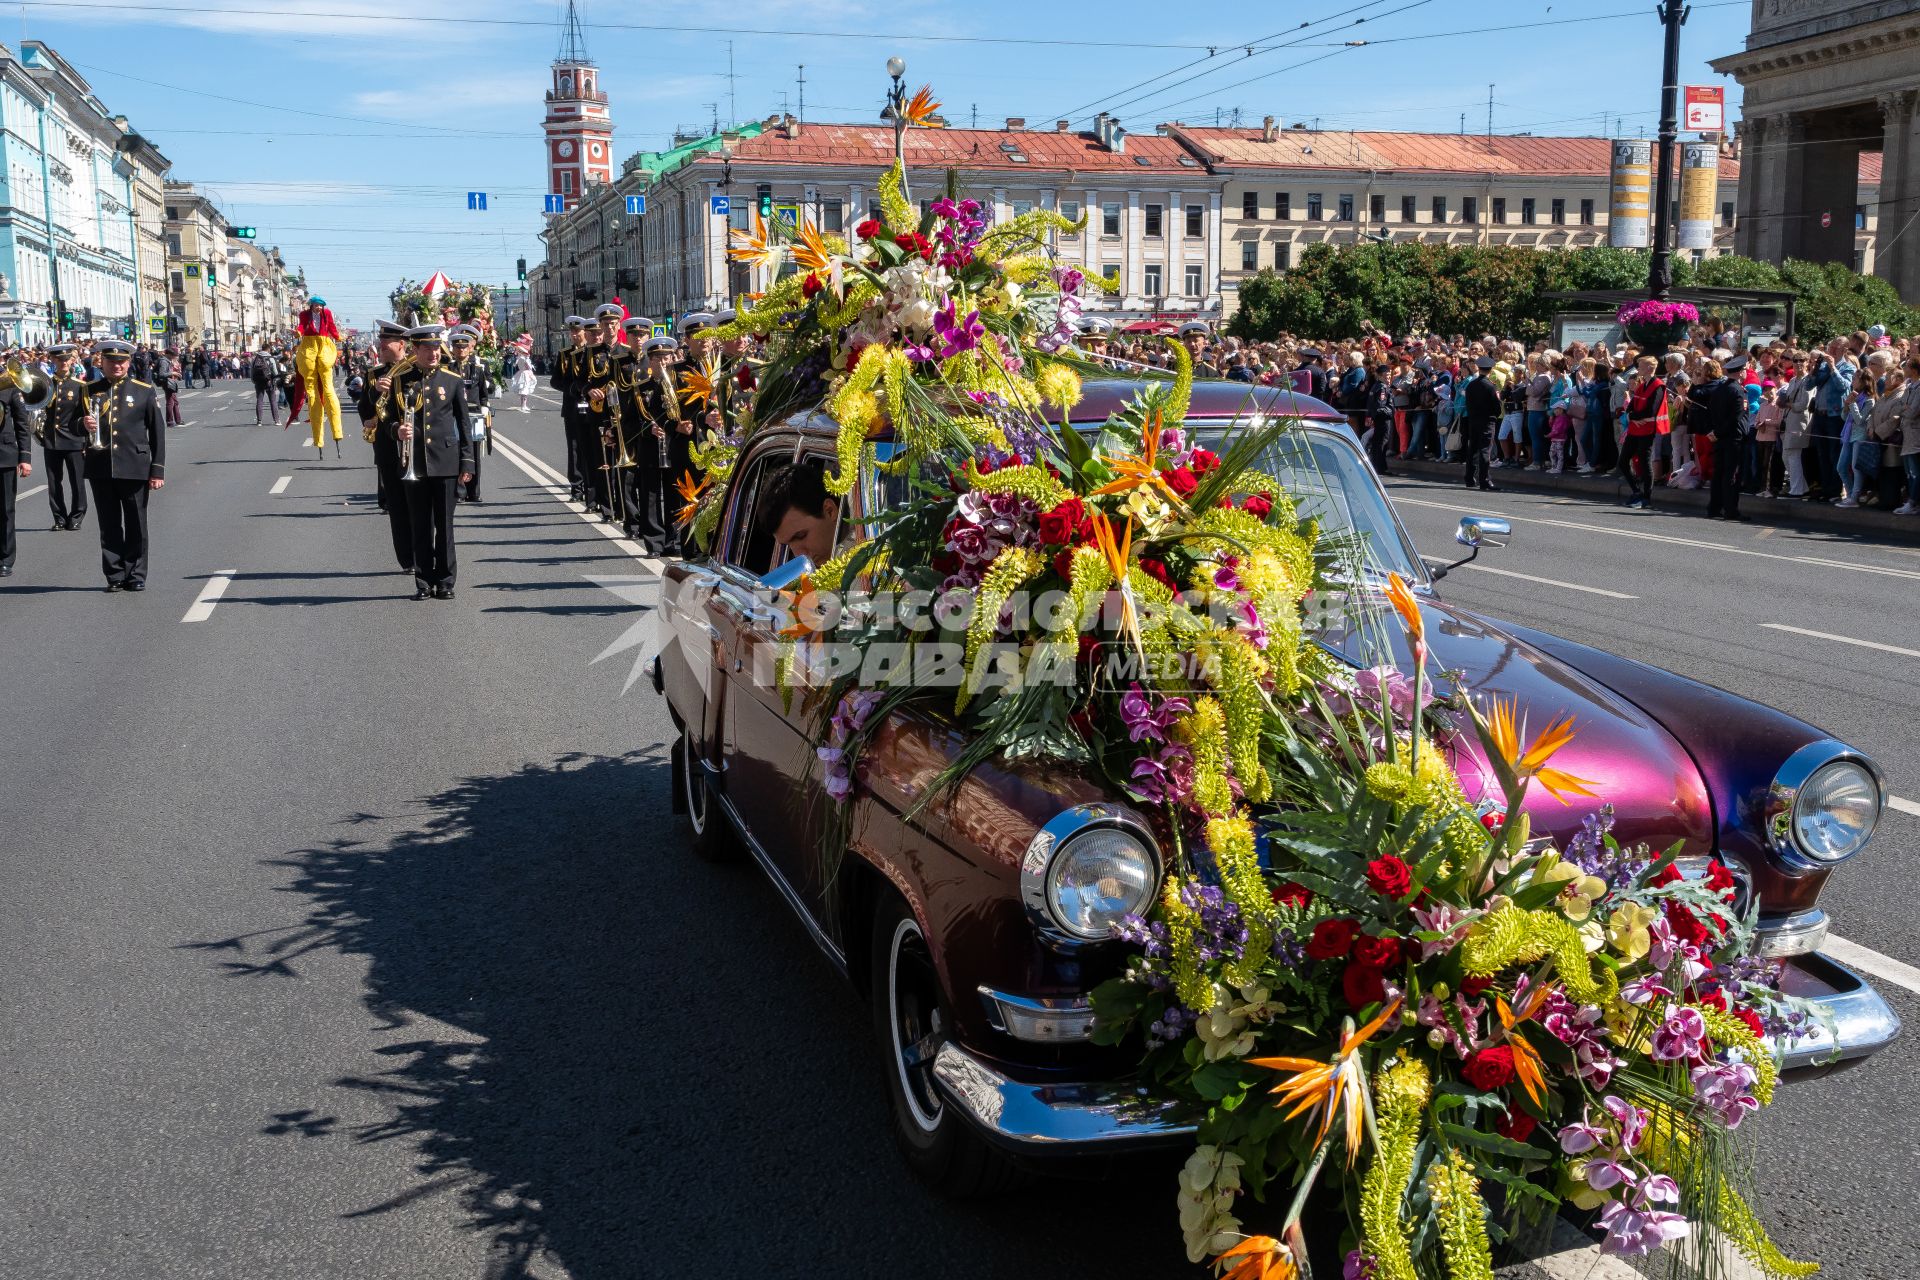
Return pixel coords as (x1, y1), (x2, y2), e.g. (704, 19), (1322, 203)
(376, 354), (416, 420)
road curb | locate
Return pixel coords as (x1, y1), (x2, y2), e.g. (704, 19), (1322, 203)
(1395, 457), (1920, 544)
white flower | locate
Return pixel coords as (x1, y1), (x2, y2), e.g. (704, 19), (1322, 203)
(897, 298), (935, 332)
(1176, 1146), (1245, 1263)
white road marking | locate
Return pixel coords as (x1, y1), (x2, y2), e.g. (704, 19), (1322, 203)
(1890, 795), (1920, 818)
(269, 475), (291, 495)
(1394, 494), (1920, 583)
(1759, 622), (1920, 660)
(488, 431), (662, 574)
(181, 570), (237, 623)
(20, 483), (45, 499)
(1456, 562), (1637, 599)
(1823, 935), (1920, 998)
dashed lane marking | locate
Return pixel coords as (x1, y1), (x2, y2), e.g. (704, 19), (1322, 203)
(1759, 622), (1920, 660)
(1823, 935), (1920, 998)
(1889, 795), (1920, 818)
(1456, 562), (1637, 599)
(269, 476), (291, 495)
(21, 483), (45, 499)
(181, 570), (237, 623)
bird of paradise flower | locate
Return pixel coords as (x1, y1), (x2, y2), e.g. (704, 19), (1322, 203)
(1217, 1236), (1298, 1280)
(1089, 411), (1184, 508)
(792, 219), (834, 273)
(902, 85), (942, 128)
(727, 213), (779, 269)
(1494, 981), (1555, 1109)
(1248, 997), (1402, 1165)
(1476, 697), (1597, 804)
(673, 471), (709, 527)
(678, 357), (724, 408)
(1089, 512), (1146, 661)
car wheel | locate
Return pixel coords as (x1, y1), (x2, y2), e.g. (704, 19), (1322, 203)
(870, 896), (1026, 1197)
(677, 725), (737, 863)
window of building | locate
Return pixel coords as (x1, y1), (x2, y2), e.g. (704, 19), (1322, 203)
(1581, 199), (1595, 226)
(1431, 196), (1447, 223)
(1720, 201), (1733, 227)
(1462, 196), (1478, 224)
(559, 170), (574, 195)
(730, 203), (750, 232)
(1059, 199), (1080, 235)
(1102, 201), (1121, 236)
(1186, 204), (1203, 237)
(1275, 240), (1291, 271)
(164, 205), (177, 220)
(1368, 194), (1384, 222)
(169, 270), (183, 293)
(1521, 197), (1536, 225)
(1184, 264), (1203, 296)
(1240, 239), (1258, 270)
(1400, 195), (1415, 223)
(1492, 198), (1506, 224)
(166, 233), (181, 255)
(1334, 194), (1352, 221)
(1012, 199), (1033, 217)
(821, 198), (843, 232)
(1242, 190), (1259, 219)
(1277, 192), (1290, 219)
(1101, 263), (1120, 285)
(1856, 204), (1868, 229)
(1306, 193), (1322, 221)
(1551, 198), (1565, 225)
(1144, 264), (1162, 296)
(1144, 203), (1163, 237)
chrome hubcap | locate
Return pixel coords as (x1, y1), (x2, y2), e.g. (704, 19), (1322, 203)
(888, 917), (945, 1132)
(682, 733), (708, 834)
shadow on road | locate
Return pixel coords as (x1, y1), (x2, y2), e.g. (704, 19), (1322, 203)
(214, 750), (1182, 1280)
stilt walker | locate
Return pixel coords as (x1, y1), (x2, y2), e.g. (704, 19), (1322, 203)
(295, 296), (344, 455)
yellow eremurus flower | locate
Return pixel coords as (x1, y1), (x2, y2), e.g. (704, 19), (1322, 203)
(1249, 998), (1402, 1164)
(1483, 697), (1598, 804)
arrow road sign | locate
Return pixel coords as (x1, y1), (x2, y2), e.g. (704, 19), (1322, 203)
(626, 195), (646, 215)
(467, 192), (488, 211)
(710, 195), (730, 216)
(544, 194), (565, 214)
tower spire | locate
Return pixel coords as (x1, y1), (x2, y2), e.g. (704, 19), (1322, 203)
(557, 0), (592, 66)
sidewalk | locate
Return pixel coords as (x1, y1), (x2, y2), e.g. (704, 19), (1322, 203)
(1393, 456), (1920, 544)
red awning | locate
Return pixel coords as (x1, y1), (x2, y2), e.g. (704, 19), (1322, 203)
(421, 271), (455, 295)
(1120, 320), (1174, 334)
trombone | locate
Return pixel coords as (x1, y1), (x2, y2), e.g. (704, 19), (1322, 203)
(605, 383), (630, 526)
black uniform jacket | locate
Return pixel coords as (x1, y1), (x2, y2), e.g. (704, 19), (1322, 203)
(82, 377), (166, 482)
(44, 374), (93, 450)
(0, 385), (31, 468)
(1464, 375), (1503, 431)
(391, 366), (474, 479)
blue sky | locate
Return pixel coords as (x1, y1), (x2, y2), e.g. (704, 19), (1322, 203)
(17, 0), (1756, 329)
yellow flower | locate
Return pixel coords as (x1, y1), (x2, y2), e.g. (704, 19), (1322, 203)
(1478, 697), (1599, 804)
(1536, 857), (1609, 921)
(1606, 900), (1657, 963)
(1217, 1236), (1299, 1280)
(1249, 998), (1402, 1165)
(901, 83), (943, 128)
(726, 212), (778, 268)
(792, 219), (834, 273)
(1123, 486), (1172, 530)
(1384, 571), (1423, 650)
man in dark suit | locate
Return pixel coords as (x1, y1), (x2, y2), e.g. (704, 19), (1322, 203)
(389, 325), (473, 600)
(1462, 354), (1502, 493)
(446, 325), (491, 503)
(358, 319), (412, 569)
(79, 339), (166, 591)
(0, 352), (31, 576)
(551, 316), (590, 502)
(41, 344), (90, 531)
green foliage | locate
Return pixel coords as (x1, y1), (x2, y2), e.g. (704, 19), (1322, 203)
(1776, 258), (1920, 344)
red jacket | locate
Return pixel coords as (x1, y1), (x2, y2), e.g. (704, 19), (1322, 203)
(296, 307), (340, 340)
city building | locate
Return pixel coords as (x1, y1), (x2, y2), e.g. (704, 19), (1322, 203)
(543, 0), (613, 213)
(0, 42), (143, 344)
(163, 181), (230, 347)
(112, 116), (170, 344)
(1711, 0), (1919, 299)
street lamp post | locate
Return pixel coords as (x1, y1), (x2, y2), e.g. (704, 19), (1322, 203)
(885, 56), (910, 202)
(1646, 1), (1689, 300)
(719, 145), (737, 306)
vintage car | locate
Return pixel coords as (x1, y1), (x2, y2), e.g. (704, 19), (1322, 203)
(650, 380), (1898, 1193)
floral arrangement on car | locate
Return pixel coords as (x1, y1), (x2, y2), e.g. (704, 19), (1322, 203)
(678, 84), (1818, 1280)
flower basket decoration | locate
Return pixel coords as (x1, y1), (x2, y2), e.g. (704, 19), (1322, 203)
(1616, 299), (1699, 352)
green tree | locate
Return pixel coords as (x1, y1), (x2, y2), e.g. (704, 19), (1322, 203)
(1776, 258), (1920, 345)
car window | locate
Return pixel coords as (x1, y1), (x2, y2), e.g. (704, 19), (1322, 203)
(725, 445), (845, 578)
(1240, 424), (1426, 585)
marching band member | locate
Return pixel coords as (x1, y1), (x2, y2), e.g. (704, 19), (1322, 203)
(80, 339), (165, 593)
(358, 318), (413, 573)
(387, 325), (473, 600)
(295, 295), (344, 456)
(581, 303), (624, 521)
(552, 315), (590, 502)
(447, 324), (491, 504)
(41, 344), (90, 532)
(631, 334), (682, 554)
(0, 350), (30, 577)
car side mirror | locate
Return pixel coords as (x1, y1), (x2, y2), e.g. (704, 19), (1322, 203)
(1431, 516), (1511, 581)
(758, 555), (814, 592)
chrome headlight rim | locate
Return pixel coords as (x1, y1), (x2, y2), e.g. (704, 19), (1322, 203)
(1020, 802), (1162, 947)
(1765, 740), (1884, 873)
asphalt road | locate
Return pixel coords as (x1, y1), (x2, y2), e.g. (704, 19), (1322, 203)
(1, 386), (1912, 1279)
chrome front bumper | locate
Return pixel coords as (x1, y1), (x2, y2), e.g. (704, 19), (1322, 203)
(930, 1042), (1195, 1154)
(1776, 950), (1902, 1076)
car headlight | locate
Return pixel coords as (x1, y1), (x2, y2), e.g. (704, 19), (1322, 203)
(1021, 804), (1160, 944)
(1767, 742), (1884, 871)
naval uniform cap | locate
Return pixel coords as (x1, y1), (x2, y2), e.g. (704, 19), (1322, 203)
(1177, 321), (1210, 337)
(406, 324), (447, 345)
(1476, 355), (1497, 370)
(375, 319), (408, 338)
(564, 315), (589, 329)
(712, 308), (737, 326)
(643, 336), (679, 355)
(1077, 316), (1112, 335)
(448, 325), (478, 343)
(1723, 355), (1748, 373)
(48, 343), (76, 355)
(96, 338), (135, 356)
(593, 303), (624, 320)
(622, 315), (653, 333)
(678, 311), (716, 336)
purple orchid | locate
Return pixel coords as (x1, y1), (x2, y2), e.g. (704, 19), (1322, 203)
(1597, 1200), (1690, 1257)
(1650, 1004), (1708, 1063)
(933, 302), (985, 358)
(1558, 1117), (1610, 1155)
(1602, 1095), (1650, 1150)
(1237, 598), (1270, 651)
(1542, 992), (1622, 1086)
(1691, 1060), (1760, 1129)
(1620, 973), (1674, 1007)
(1129, 744), (1195, 805)
(1584, 1154), (1638, 1192)
(1119, 683), (1191, 743)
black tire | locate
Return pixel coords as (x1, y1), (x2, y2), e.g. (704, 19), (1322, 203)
(677, 725), (737, 863)
(869, 895), (1027, 1197)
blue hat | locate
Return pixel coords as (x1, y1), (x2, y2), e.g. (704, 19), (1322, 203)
(308, 296), (327, 307)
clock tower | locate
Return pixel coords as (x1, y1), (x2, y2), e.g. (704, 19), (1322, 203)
(543, 0), (613, 212)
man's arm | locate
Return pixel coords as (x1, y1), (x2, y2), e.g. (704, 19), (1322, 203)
(451, 379), (474, 474)
(146, 386), (166, 481)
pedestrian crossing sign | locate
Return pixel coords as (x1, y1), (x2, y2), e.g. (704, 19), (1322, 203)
(773, 203), (798, 227)
(147, 317), (165, 334)
(652, 323), (668, 338)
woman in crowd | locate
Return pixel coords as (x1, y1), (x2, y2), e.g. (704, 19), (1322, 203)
(1752, 382), (1784, 498)
(1779, 355), (1814, 498)
(1899, 357), (1920, 515)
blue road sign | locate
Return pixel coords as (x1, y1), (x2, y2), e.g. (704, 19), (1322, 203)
(467, 191), (487, 211)
(544, 194), (565, 214)
(710, 195), (730, 216)
(626, 195), (646, 215)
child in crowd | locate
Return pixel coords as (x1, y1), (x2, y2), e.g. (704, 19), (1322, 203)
(1752, 381), (1783, 498)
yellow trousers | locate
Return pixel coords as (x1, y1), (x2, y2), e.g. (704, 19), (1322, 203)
(296, 335), (342, 445)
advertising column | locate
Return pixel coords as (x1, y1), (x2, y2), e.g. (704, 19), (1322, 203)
(1608, 139), (1652, 248)
(1677, 142), (1718, 252)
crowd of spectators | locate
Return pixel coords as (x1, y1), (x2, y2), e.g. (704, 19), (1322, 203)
(1094, 321), (1920, 520)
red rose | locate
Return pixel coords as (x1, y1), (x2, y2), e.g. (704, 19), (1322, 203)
(1664, 898), (1712, 951)
(1305, 918), (1358, 961)
(1480, 811), (1506, 832)
(1342, 963), (1387, 1010)
(1189, 449), (1221, 474)
(1366, 855), (1413, 901)
(1053, 550), (1078, 580)
(1735, 1007), (1766, 1039)
(1038, 498), (1088, 547)
(1352, 934), (1400, 970)
(855, 217), (882, 239)
(1698, 988), (1729, 1013)
(1137, 558), (1176, 590)
(1271, 881), (1312, 910)
(1648, 863), (1683, 889)
(1165, 466), (1198, 497)
(1496, 1110), (1538, 1143)
(1462, 1045), (1517, 1091)
(801, 272), (825, 298)
(1705, 860), (1737, 900)
(1460, 975), (1494, 998)
(1076, 633), (1101, 662)
(1240, 493), (1273, 519)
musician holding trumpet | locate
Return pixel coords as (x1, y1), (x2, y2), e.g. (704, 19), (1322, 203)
(383, 325), (473, 601)
(357, 318), (413, 573)
(80, 339), (166, 593)
(42, 344), (91, 533)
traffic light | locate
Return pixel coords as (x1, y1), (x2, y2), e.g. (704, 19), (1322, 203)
(207, 264), (217, 285)
(757, 183), (773, 221)
(80, 307), (93, 332)
(234, 226), (256, 239)
(516, 256), (527, 281)
(58, 306), (74, 331)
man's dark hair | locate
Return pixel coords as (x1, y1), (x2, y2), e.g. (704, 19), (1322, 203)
(758, 459), (833, 525)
